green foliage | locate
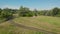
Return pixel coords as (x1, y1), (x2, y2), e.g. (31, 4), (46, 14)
(0, 8), (13, 21)
(0, 6), (60, 21)
(52, 7), (60, 16)
(36, 7), (60, 17)
(19, 6), (33, 17)
(0, 8), (2, 15)
(33, 9), (38, 16)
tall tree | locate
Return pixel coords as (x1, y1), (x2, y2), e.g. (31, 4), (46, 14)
(52, 7), (59, 16)
(0, 8), (2, 14)
(34, 9), (38, 16)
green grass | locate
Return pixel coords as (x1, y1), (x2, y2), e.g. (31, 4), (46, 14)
(0, 16), (60, 34)
(0, 21), (44, 34)
(13, 16), (60, 34)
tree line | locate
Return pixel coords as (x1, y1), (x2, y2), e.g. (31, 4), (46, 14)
(0, 6), (60, 22)
(19, 6), (60, 17)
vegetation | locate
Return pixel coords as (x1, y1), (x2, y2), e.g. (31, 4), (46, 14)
(18, 6), (60, 17)
(0, 21), (45, 34)
(0, 6), (60, 21)
(0, 6), (60, 34)
(19, 6), (33, 17)
(13, 16), (60, 34)
(0, 16), (60, 34)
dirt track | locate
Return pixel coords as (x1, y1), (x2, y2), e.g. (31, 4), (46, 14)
(8, 20), (57, 34)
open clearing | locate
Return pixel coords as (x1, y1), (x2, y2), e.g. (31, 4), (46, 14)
(13, 16), (60, 34)
(0, 16), (60, 34)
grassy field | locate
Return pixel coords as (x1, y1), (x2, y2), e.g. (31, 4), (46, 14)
(0, 21), (44, 34)
(13, 16), (60, 34)
(0, 16), (60, 34)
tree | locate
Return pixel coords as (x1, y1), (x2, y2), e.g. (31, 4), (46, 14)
(0, 8), (2, 15)
(56, 8), (60, 17)
(34, 9), (38, 16)
(52, 7), (59, 16)
(19, 6), (33, 17)
(45, 10), (52, 16)
(1, 8), (13, 20)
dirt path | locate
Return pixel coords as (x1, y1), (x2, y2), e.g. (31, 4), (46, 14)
(8, 20), (57, 34)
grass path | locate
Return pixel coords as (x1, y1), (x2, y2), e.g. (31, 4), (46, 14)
(8, 20), (57, 34)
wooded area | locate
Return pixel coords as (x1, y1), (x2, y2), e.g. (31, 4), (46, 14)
(0, 6), (60, 22)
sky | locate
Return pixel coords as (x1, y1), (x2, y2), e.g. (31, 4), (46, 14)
(0, 0), (60, 10)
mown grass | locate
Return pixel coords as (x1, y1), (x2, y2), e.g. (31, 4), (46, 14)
(13, 16), (60, 34)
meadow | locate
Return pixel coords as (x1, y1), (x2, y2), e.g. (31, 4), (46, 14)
(0, 16), (60, 34)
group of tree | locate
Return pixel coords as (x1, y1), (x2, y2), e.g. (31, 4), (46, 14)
(0, 6), (60, 22)
(0, 8), (17, 21)
(19, 6), (60, 17)
(19, 6), (34, 17)
(38, 7), (60, 17)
